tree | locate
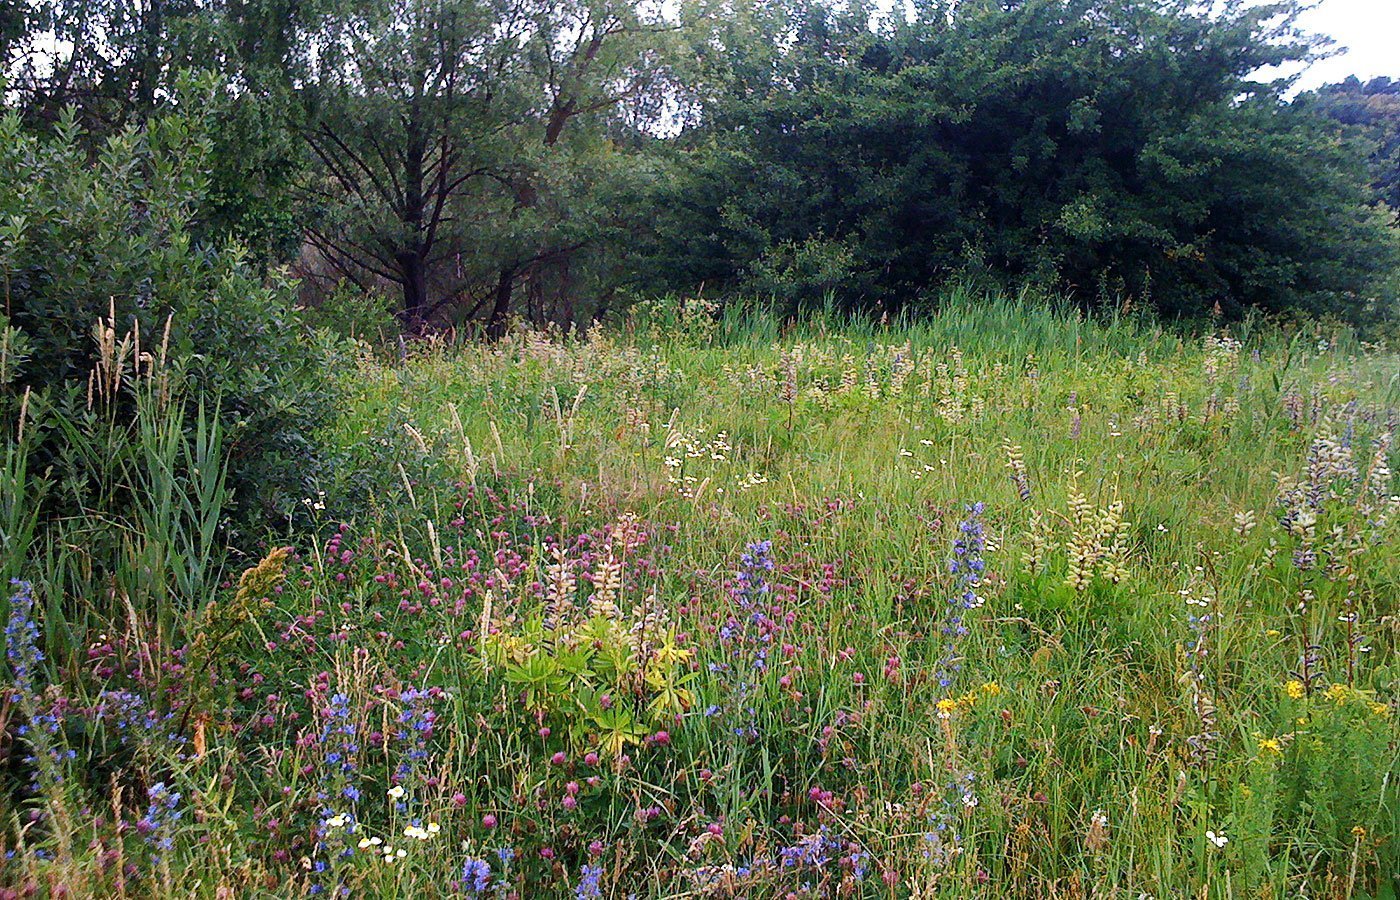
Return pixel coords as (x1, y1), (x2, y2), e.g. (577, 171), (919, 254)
(299, 0), (673, 333)
(630, 0), (1399, 324)
(0, 91), (336, 523)
(2, 0), (315, 262)
(1303, 76), (1400, 219)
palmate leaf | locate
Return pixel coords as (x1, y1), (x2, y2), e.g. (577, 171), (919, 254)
(577, 616), (639, 678)
(504, 653), (568, 711)
(554, 646), (596, 679)
(590, 706), (647, 759)
(646, 685), (695, 723)
(576, 616), (617, 646)
(596, 638), (638, 681)
(644, 667), (697, 721)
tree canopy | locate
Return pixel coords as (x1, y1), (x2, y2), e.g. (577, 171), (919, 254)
(1, 0), (1396, 329)
(628, 0), (1399, 322)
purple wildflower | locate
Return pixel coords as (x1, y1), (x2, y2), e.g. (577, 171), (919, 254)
(5, 579), (41, 697)
(937, 504), (986, 691)
(462, 857), (492, 894)
(574, 863), (603, 900)
(714, 541), (778, 738)
(139, 782), (182, 860)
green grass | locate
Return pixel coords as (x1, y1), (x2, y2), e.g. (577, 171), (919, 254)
(4, 298), (1399, 897)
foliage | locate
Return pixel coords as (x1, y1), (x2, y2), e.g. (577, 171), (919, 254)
(5, 0), (1395, 331)
(0, 91), (338, 528)
(311, 282), (403, 345)
(1303, 75), (1400, 218)
(631, 0), (1400, 325)
(3, 0), (313, 260)
(2, 1), (1399, 893)
(296, 0), (677, 333)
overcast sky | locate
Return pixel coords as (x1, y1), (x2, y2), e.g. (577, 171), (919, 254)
(1287, 0), (1400, 89)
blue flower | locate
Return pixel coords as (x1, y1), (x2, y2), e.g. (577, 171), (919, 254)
(142, 781), (182, 859)
(5, 580), (42, 697)
(575, 864), (603, 900)
(713, 541), (782, 734)
(462, 857), (492, 894)
(935, 504), (986, 691)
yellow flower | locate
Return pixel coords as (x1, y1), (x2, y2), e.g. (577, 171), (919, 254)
(1256, 737), (1282, 755)
(1323, 684), (1352, 705)
(1283, 680), (1306, 700)
(980, 681), (1002, 697)
(1265, 629), (1281, 637)
(936, 698), (958, 719)
(1370, 702), (1391, 718)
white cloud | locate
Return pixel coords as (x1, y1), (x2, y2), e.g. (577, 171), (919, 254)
(1275, 0), (1400, 90)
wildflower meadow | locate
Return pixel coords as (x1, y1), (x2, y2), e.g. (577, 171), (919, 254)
(2, 297), (1398, 898)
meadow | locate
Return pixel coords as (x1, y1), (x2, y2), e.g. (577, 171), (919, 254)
(3, 297), (1399, 898)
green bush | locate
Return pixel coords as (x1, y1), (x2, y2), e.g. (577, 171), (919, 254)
(0, 90), (338, 532)
(310, 281), (401, 346)
(633, 0), (1400, 328)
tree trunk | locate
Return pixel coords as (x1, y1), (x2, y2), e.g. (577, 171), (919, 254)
(486, 266), (516, 340)
(559, 256), (575, 331)
(399, 252), (429, 331)
(399, 106), (431, 330)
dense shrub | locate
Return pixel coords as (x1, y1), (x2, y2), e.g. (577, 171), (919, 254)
(1302, 76), (1400, 217)
(0, 94), (337, 530)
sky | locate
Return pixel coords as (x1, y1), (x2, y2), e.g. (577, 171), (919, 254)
(1286, 0), (1400, 90)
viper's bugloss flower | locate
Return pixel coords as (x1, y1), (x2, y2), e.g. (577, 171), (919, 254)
(5, 580), (41, 698)
(462, 857), (491, 894)
(574, 863), (603, 900)
(937, 503), (986, 692)
(140, 782), (182, 860)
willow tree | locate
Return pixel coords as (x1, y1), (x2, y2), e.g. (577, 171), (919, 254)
(300, 0), (675, 333)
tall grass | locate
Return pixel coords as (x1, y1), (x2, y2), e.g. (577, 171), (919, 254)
(2, 293), (1398, 898)
(2, 317), (233, 676)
